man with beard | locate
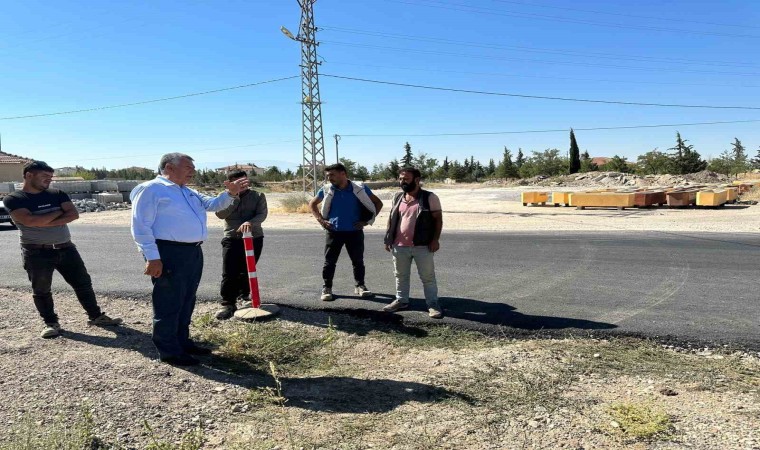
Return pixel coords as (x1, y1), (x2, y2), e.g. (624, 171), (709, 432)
(382, 167), (444, 318)
(4, 161), (122, 338)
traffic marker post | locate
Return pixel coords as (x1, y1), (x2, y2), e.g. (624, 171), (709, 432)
(233, 232), (280, 320)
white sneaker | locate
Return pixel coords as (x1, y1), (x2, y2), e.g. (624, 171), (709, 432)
(40, 323), (61, 339)
(354, 285), (374, 298)
(428, 307), (444, 319)
(320, 287), (334, 302)
(382, 300), (409, 312)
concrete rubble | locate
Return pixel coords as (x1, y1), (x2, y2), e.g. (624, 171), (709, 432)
(72, 199), (131, 213)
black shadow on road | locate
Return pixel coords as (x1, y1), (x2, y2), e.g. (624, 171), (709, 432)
(439, 296), (617, 331)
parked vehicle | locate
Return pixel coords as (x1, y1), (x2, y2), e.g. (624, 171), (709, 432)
(0, 200), (16, 227)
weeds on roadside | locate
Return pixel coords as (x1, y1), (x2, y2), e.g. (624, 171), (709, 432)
(369, 324), (494, 350)
(552, 338), (760, 393)
(607, 402), (672, 441)
(192, 313), (336, 375)
(277, 193), (311, 213)
(0, 405), (105, 450)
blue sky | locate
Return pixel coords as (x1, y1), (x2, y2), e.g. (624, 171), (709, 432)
(1, 0), (759, 171)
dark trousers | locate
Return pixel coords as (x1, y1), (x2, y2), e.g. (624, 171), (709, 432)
(151, 242), (203, 359)
(220, 236), (264, 307)
(322, 230), (365, 288)
(22, 246), (102, 324)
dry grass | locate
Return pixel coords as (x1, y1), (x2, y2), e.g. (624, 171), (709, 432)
(272, 192), (312, 213)
(192, 312), (336, 375)
(607, 402), (673, 440)
(740, 186), (760, 202)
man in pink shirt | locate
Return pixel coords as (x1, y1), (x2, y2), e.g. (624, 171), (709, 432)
(382, 167), (444, 318)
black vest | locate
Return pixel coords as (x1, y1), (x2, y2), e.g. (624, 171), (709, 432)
(384, 190), (435, 246)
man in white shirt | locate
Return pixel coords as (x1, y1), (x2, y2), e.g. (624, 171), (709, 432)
(130, 153), (248, 366)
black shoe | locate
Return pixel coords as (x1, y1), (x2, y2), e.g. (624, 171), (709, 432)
(160, 355), (200, 366)
(215, 306), (236, 320)
(184, 345), (212, 356)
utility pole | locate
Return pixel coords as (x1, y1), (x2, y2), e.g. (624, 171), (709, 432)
(333, 134), (340, 164)
(281, 0), (326, 196)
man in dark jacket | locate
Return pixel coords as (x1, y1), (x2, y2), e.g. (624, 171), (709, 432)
(214, 170), (268, 319)
(382, 167), (444, 318)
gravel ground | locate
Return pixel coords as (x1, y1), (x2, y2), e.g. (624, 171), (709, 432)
(1, 287), (757, 449)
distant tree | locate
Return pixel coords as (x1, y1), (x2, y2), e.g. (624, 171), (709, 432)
(669, 131), (706, 174)
(636, 149), (671, 175)
(260, 166), (285, 182)
(339, 158), (357, 177)
(579, 150), (598, 173)
(385, 159), (400, 180)
(497, 147), (518, 178)
(569, 129), (581, 174)
(600, 155), (630, 173)
(447, 160), (467, 181)
(518, 149), (567, 178)
(515, 148), (525, 169)
(707, 151), (734, 176)
(442, 156), (450, 173)
(751, 146), (760, 170)
(730, 137), (750, 176)
(486, 158), (496, 176)
(413, 152), (438, 179)
(401, 142), (414, 167)
(354, 165), (370, 181)
(74, 170), (96, 180)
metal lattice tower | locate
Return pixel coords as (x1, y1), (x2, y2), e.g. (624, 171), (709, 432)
(296, 0), (325, 195)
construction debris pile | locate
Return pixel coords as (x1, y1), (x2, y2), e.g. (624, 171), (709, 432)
(45, 180), (139, 213)
(71, 199), (131, 213)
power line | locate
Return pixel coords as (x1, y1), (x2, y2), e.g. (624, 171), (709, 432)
(326, 60), (760, 89)
(321, 40), (760, 77)
(0, 76), (299, 120)
(490, 0), (760, 31)
(321, 25), (760, 69)
(384, 0), (760, 40)
(322, 74), (760, 110)
(339, 119), (760, 137)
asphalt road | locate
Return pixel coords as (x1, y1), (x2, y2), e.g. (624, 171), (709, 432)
(1, 223), (758, 349)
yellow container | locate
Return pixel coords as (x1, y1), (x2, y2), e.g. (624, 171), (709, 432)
(521, 191), (549, 206)
(552, 192), (571, 206)
(696, 190), (728, 206)
(569, 192), (636, 209)
(725, 187), (738, 203)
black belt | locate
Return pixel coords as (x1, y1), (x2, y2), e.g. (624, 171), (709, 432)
(21, 241), (74, 250)
(156, 239), (203, 247)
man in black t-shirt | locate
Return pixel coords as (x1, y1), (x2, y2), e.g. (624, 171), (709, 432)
(5, 161), (122, 339)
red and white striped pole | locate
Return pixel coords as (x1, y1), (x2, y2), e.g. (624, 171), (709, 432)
(243, 231), (261, 309)
(234, 231), (279, 320)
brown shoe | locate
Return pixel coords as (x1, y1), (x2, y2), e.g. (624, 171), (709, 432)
(382, 300), (409, 312)
(87, 314), (123, 326)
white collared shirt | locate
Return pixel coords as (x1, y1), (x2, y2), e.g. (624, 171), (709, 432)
(130, 176), (234, 260)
